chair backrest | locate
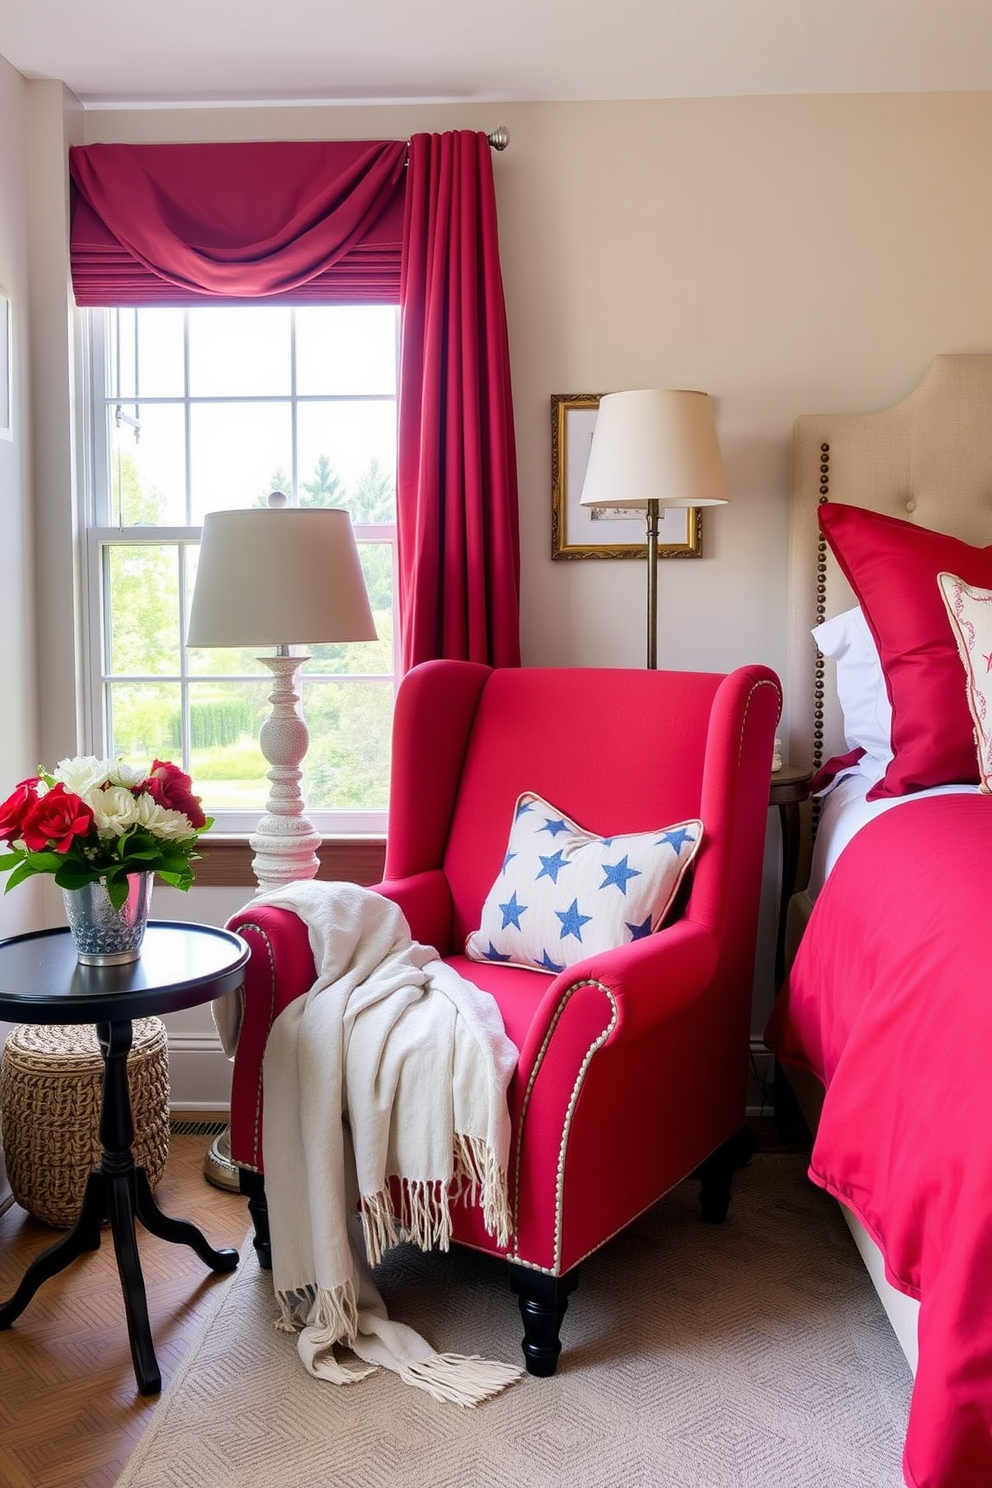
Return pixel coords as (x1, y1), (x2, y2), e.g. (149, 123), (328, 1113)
(384, 661), (782, 952)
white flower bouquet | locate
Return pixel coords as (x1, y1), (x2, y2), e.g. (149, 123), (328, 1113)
(0, 756), (212, 910)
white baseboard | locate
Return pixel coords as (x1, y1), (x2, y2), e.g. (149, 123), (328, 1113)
(165, 1033), (233, 1112)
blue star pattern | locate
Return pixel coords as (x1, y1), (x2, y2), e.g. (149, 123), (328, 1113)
(658, 824), (696, 855)
(465, 791), (703, 976)
(499, 890), (527, 930)
(539, 815), (569, 838)
(537, 849), (567, 883)
(556, 898), (593, 942)
(599, 854), (641, 895)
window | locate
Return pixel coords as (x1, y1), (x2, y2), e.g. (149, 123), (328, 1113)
(81, 303), (399, 834)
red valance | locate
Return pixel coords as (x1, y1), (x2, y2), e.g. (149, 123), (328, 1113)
(68, 140), (407, 305)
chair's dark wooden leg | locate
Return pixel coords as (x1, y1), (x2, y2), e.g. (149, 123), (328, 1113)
(508, 1263), (580, 1377)
(695, 1125), (755, 1223)
(239, 1169), (272, 1269)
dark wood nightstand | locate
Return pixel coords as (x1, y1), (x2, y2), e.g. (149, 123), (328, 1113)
(769, 766), (814, 989)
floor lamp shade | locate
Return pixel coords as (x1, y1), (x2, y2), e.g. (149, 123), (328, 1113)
(579, 389), (729, 511)
(579, 390), (729, 670)
(187, 508), (376, 648)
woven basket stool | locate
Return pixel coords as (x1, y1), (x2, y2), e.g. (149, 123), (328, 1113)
(0, 1018), (170, 1228)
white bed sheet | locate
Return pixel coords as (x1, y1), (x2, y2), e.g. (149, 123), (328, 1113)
(806, 765), (980, 900)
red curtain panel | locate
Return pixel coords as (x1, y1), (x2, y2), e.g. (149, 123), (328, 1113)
(397, 131), (521, 672)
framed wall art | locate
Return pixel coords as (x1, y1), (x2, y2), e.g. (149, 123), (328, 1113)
(550, 393), (702, 560)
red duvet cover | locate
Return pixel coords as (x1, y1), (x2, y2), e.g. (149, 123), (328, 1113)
(766, 792), (992, 1488)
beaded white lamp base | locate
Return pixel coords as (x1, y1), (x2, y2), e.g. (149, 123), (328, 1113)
(248, 653), (321, 892)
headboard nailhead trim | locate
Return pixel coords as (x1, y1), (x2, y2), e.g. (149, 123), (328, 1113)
(810, 442), (831, 834)
(813, 441), (830, 774)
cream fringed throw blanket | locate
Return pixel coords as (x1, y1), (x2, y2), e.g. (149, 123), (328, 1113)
(247, 881), (522, 1405)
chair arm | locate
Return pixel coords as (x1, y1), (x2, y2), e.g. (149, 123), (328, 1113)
(224, 904), (317, 1172)
(515, 918), (718, 1077)
(503, 919), (720, 1270)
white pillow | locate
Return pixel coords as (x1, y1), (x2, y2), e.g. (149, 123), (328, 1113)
(465, 791), (703, 975)
(812, 606), (892, 767)
(937, 572), (992, 793)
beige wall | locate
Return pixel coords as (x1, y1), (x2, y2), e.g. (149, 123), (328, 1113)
(0, 56), (40, 936)
(78, 92), (992, 699)
(0, 55), (38, 1200)
(7, 85), (992, 1103)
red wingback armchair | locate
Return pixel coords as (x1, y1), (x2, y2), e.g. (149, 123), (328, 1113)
(227, 661), (781, 1374)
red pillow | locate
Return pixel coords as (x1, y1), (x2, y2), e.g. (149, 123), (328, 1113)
(818, 502), (992, 798)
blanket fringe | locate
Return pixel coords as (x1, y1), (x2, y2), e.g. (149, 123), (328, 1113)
(360, 1138), (513, 1268)
(275, 1278), (359, 1343)
(361, 1180), (452, 1268)
(454, 1132), (513, 1248)
(397, 1351), (524, 1407)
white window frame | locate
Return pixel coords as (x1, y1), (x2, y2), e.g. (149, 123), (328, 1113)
(78, 306), (399, 836)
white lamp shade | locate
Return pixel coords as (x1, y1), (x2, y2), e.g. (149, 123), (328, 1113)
(579, 389), (729, 510)
(187, 507), (377, 647)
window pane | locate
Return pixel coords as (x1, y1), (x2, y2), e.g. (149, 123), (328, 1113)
(188, 679), (271, 811)
(106, 546), (181, 675)
(110, 308), (138, 401)
(186, 644), (272, 679)
(296, 306), (397, 396)
(188, 305), (291, 397)
(108, 681), (183, 764)
(136, 308), (186, 398)
(297, 401), (396, 521)
(110, 403), (187, 525)
(302, 680), (393, 810)
(190, 401), (293, 521)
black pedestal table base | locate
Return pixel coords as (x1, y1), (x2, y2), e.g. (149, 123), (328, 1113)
(0, 1018), (238, 1393)
(0, 924), (248, 1395)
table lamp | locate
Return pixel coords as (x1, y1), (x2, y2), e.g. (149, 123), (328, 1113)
(186, 497), (376, 892)
(579, 389), (729, 668)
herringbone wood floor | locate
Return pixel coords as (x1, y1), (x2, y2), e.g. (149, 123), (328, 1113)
(0, 1125), (248, 1488)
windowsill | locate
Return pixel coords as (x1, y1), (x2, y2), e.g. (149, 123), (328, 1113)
(194, 835), (387, 888)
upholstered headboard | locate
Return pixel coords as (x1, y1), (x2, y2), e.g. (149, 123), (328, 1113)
(785, 354), (992, 772)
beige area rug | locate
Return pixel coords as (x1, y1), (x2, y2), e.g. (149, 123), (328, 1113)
(115, 1156), (912, 1488)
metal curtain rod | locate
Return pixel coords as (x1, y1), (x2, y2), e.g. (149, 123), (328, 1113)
(405, 126), (509, 156)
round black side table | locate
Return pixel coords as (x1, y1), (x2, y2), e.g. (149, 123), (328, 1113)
(0, 921), (248, 1394)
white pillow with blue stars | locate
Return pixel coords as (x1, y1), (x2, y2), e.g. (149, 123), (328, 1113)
(465, 791), (703, 975)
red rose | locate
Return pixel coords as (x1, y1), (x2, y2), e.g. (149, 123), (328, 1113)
(0, 779), (42, 844)
(143, 761), (206, 830)
(20, 784), (94, 853)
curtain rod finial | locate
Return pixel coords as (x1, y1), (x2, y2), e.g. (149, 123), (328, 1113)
(487, 126), (509, 151)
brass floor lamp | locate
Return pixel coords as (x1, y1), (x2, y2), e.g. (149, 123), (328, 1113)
(579, 389), (729, 668)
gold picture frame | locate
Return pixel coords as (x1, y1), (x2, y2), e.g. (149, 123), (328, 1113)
(550, 393), (702, 560)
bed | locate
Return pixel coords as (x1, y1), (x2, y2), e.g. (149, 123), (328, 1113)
(766, 354), (992, 1488)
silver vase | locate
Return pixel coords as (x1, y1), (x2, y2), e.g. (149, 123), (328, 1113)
(62, 872), (154, 965)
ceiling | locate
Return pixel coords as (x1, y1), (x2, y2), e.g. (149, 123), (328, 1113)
(1, 0), (991, 111)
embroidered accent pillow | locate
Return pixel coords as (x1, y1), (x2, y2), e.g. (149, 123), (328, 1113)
(937, 572), (992, 793)
(465, 792), (703, 975)
(818, 502), (992, 799)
